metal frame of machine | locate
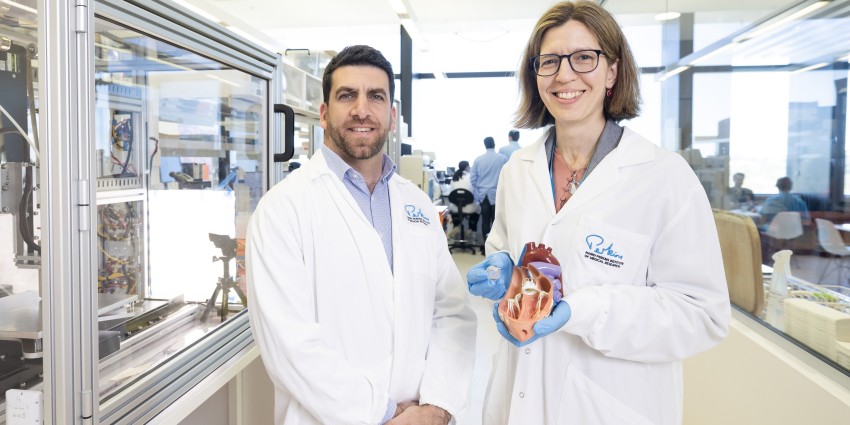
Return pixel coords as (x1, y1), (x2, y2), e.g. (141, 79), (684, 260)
(1, 0), (285, 423)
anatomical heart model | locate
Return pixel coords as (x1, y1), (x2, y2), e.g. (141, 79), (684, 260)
(498, 242), (563, 342)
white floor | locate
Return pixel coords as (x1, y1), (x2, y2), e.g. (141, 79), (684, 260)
(449, 251), (501, 425)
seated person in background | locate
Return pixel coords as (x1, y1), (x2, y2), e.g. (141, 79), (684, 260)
(728, 172), (755, 210)
(447, 160), (480, 239)
(760, 176), (810, 226)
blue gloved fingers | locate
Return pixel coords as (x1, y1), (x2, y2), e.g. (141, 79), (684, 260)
(466, 261), (495, 298)
(531, 300), (572, 336)
(488, 252), (514, 269)
(467, 270), (504, 299)
(470, 281), (503, 300)
(467, 252), (513, 300)
(466, 266), (489, 285)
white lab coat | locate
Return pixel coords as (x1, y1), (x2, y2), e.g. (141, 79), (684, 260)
(483, 128), (730, 425)
(247, 150), (477, 425)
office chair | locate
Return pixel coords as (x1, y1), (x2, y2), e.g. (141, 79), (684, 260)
(764, 211), (804, 263)
(815, 218), (850, 285)
(713, 210), (764, 316)
(447, 188), (482, 254)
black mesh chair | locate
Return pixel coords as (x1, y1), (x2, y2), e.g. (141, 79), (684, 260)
(447, 188), (483, 254)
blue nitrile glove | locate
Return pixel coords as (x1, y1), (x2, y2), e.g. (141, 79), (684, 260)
(466, 252), (513, 300)
(492, 300), (572, 347)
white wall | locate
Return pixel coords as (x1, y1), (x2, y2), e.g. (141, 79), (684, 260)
(410, 77), (547, 171)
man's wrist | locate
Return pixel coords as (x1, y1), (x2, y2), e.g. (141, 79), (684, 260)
(380, 398), (397, 424)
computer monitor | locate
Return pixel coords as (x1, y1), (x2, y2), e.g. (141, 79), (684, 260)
(446, 166), (456, 176)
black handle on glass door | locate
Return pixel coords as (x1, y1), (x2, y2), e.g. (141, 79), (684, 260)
(273, 103), (295, 163)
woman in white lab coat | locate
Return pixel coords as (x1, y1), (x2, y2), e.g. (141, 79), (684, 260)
(466, 2), (731, 424)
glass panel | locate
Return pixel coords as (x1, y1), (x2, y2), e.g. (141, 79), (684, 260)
(305, 74), (322, 113)
(688, 4), (850, 374)
(282, 63), (305, 108)
(0, 0), (42, 410)
(93, 17), (266, 401)
(278, 63), (322, 183)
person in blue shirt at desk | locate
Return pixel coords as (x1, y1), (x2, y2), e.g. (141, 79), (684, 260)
(760, 176), (810, 226)
(471, 136), (508, 245)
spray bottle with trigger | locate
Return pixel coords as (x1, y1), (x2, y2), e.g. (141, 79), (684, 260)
(765, 249), (792, 330)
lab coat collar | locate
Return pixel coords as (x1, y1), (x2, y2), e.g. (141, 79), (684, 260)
(517, 128), (558, 220)
(306, 150), (412, 279)
(305, 149), (415, 233)
(305, 150), (392, 230)
(517, 127), (656, 220)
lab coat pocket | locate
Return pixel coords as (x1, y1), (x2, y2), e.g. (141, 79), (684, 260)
(400, 225), (438, 280)
(566, 216), (650, 289)
(557, 364), (655, 425)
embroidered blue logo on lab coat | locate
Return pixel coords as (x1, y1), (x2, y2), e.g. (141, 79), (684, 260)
(584, 234), (624, 268)
(404, 204), (430, 226)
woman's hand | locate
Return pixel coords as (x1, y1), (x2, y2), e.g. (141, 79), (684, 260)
(466, 251), (513, 300)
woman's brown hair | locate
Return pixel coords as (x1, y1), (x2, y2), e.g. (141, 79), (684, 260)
(514, 1), (641, 128)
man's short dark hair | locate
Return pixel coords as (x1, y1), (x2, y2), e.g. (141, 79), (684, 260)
(509, 130), (520, 142)
(776, 176), (793, 192)
(484, 137), (495, 149)
(322, 45), (395, 104)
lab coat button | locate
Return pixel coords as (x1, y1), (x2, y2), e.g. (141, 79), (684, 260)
(519, 392), (525, 398)
(525, 348), (531, 354)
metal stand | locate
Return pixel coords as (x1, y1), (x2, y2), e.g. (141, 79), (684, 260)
(200, 253), (247, 322)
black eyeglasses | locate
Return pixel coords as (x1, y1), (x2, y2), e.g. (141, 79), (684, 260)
(531, 50), (605, 76)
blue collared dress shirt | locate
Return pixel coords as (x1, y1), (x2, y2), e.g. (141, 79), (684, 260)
(499, 141), (521, 159)
(322, 146), (395, 270)
(470, 148), (508, 204)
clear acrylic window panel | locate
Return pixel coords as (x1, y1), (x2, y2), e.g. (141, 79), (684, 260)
(282, 63), (305, 109)
(305, 74), (322, 113)
(94, 18), (266, 400)
(692, 65), (850, 374)
(0, 0), (43, 410)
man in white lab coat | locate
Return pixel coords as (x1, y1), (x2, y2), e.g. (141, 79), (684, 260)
(247, 45), (476, 425)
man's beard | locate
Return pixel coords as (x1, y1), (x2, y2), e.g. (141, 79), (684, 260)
(326, 119), (389, 161)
